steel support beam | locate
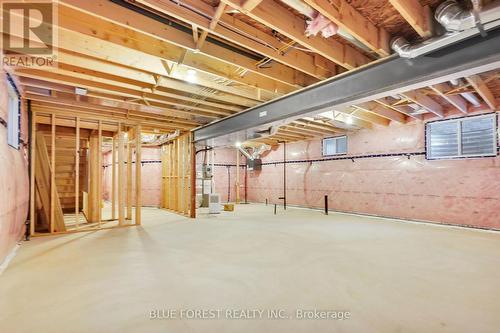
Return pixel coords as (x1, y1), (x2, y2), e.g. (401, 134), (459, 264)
(193, 28), (500, 145)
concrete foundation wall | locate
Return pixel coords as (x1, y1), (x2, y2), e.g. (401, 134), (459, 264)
(0, 70), (29, 264)
(246, 117), (500, 229)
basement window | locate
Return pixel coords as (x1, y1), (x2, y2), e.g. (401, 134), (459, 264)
(322, 136), (347, 156)
(426, 113), (498, 160)
(7, 80), (20, 150)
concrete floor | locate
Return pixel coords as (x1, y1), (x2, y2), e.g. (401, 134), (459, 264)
(1, 204), (500, 333)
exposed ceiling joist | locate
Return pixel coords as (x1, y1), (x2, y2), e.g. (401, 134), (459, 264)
(6, 24), (280, 104)
(276, 129), (312, 140)
(15, 68), (236, 118)
(401, 91), (444, 118)
(293, 119), (343, 133)
(19, 19), (290, 103)
(242, 0), (265, 12)
(375, 98), (422, 121)
(288, 122), (338, 136)
(220, 0), (370, 69)
(283, 125), (329, 137)
(53, 52), (261, 106)
(331, 112), (373, 129)
(430, 83), (468, 114)
(33, 105), (190, 131)
(27, 94), (199, 128)
(389, 0), (433, 38)
(60, 0), (315, 90)
(303, 0), (391, 56)
(15, 55), (257, 111)
(131, 0), (335, 79)
(466, 75), (497, 110)
(355, 102), (407, 123)
(343, 106), (391, 126)
(24, 83), (205, 121)
(196, 2), (226, 50)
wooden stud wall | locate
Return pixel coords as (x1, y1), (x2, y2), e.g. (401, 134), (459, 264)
(160, 133), (193, 217)
(135, 125), (142, 225)
(29, 112), (142, 236)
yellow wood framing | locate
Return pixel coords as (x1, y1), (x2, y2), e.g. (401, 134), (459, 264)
(75, 117), (80, 229)
(303, 0), (391, 56)
(220, 0), (370, 69)
(30, 111), (36, 236)
(135, 125), (142, 225)
(160, 133), (193, 216)
(389, 0), (432, 38)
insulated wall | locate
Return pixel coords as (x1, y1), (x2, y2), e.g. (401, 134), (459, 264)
(102, 147), (162, 207)
(0, 71), (29, 264)
(247, 116), (500, 229)
(210, 148), (246, 203)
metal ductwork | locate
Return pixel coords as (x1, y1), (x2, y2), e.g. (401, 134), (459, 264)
(392, 0), (500, 58)
(391, 36), (442, 59)
(449, 79), (482, 106)
(149, 130), (180, 146)
(238, 146), (253, 160)
(251, 144), (271, 159)
(435, 0), (500, 32)
(279, 0), (315, 17)
(238, 144), (271, 161)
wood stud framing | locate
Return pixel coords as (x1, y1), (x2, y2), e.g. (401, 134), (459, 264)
(98, 120), (103, 227)
(75, 117), (80, 229)
(29, 112), (142, 236)
(136, 125), (142, 225)
(118, 123), (125, 226)
(127, 129), (133, 221)
(161, 134), (193, 216)
(30, 111), (36, 236)
(50, 114), (56, 233)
